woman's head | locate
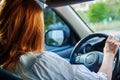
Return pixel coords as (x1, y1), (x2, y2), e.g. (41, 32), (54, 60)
(0, 0), (44, 67)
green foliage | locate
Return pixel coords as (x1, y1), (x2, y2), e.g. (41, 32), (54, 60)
(106, 0), (120, 20)
(44, 9), (64, 30)
(87, 2), (109, 23)
(44, 9), (53, 30)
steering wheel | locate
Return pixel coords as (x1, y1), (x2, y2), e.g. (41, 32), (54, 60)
(70, 33), (120, 80)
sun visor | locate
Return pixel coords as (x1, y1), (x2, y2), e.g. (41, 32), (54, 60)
(45, 0), (94, 8)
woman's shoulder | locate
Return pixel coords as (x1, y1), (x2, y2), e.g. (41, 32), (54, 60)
(19, 52), (37, 71)
(19, 51), (68, 70)
(19, 51), (58, 62)
(19, 51), (73, 80)
(29, 51), (73, 80)
(35, 51), (69, 64)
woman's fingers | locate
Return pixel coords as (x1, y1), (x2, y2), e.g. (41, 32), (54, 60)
(104, 34), (120, 57)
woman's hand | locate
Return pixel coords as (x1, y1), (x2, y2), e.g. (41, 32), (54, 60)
(104, 35), (120, 57)
(99, 35), (120, 80)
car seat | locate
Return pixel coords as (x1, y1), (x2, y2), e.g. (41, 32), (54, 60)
(0, 68), (22, 80)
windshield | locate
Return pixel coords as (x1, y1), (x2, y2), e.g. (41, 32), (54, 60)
(72, 0), (120, 35)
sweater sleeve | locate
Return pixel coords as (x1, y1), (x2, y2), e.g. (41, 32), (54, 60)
(72, 64), (107, 80)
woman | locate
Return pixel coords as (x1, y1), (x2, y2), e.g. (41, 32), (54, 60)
(0, 0), (119, 80)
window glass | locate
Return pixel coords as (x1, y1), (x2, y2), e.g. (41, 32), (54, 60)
(44, 9), (69, 31)
(44, 8), (71, 47)
(72, 0), (120, 35)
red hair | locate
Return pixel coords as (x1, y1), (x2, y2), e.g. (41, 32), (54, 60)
(0, 0), (44, 69)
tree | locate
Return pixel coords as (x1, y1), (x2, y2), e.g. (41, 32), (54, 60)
(106, 0), (120, 20)
(44, 9), (53, 30)
(87, 2), (109, 23)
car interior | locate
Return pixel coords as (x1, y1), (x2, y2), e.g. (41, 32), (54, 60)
(0, 0), (120, 80)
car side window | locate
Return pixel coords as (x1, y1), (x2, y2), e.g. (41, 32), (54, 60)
(44, 8), (71, 47)
(44, 8), (74, 58)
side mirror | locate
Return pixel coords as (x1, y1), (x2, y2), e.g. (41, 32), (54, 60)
(45, 30), (70, 47)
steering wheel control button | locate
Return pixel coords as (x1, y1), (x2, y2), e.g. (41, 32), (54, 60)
(75, 56), (81, 63)
(85, 54), (96, 66)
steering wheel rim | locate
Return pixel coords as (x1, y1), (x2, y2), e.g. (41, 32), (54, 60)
(71, 33), (107, 55)
(70, 33), (120, 80)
